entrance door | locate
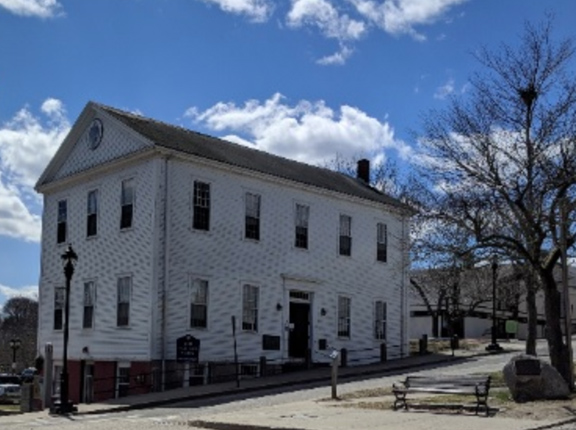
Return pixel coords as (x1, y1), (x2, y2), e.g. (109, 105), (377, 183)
(289, 301), (310, 359)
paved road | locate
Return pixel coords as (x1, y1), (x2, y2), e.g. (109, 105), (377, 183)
(0, 340), (569, 430)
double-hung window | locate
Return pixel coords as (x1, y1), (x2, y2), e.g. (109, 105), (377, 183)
(245, 192), (261, 240)
(190, 279), (208, 328)
(120, 179), (134, 229)
(295, 204), (309, 249)
(242, 284), (259, 331)
(57, 200), (67, 244)
(117, 276), (131, 327)
(339, 215), (352, 256)
(87, 190), (98, 237)
(377, 223), (387, 262)
(83, 281), (95, 329)
(193, 181), (210, 231)
(54, 287), (64, 330)
(338, 296), (351, 338)
(374, 301), (387, 340)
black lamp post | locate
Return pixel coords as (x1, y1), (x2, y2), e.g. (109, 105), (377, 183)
(486, 256), (503, 352)
(9, 339), (21, 374)
(59, 244), (77, 414)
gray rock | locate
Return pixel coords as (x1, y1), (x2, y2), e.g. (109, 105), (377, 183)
(502, 354), (570, 402)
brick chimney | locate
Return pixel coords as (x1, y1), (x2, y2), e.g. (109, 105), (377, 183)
(357, 159), (370, 183)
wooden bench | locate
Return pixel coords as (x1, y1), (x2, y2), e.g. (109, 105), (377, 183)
(392, 375), (491, 416)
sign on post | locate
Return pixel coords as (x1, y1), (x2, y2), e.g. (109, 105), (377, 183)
(177, 335), (200, 363)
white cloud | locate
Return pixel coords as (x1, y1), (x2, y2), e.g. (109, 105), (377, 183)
(351, 0), (468, 40)
(0, 99), (69, 242)
(0, 284), (38, 301)
(185, 93), (409, 166)
(200, 0), (273, 22)
(287, 0), (366, 41)
(434, 78), (455, 99)
(0, 176), (41, 242)
(0, 0), (62, 18)
(316, 44), (353, 65)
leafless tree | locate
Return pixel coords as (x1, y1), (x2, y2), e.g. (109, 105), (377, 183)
(414, 17), (576, 385)
(0, 297), (38, 371)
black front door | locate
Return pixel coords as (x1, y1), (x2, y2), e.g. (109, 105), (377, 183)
(289, 302), (310, 359)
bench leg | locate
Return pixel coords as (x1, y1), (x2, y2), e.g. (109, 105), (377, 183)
(475, 391), (489, 416)
(393, 391), (408, 411)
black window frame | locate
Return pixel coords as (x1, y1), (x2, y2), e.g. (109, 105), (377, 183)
(294, 204), (309, 249)
(120, 179), (134, 230)
(339, 214), (352, 256)
(87, 190), (98, 237)
(244, 192), (261, 241)
(377, 223), (387, 262)
(57, 200), (67, 244)
(193, 181), (210, 231)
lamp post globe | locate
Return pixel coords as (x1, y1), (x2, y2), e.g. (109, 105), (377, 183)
(59, 244), (77, 414)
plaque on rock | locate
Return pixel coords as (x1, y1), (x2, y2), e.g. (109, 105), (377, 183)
(515, 359), (541, 376)
(177, 334), (200, 363)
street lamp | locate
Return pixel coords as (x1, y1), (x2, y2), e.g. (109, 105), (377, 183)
(486, 256), (503, 352)
(59, 244), (77, 414)
(9, 339), (21, 374)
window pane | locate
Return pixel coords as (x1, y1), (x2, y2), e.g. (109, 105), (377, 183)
(193, 181), (210, 230)
(120, 180), (134, 229)
(190, 279), (208, 328)
(121, 179), (134, 205)
(54, 287), (64, 330)
(83, 282), (95, 329)
(295, 204), (309, 249)
(117, 277), (131, 326)
(377, 223), (387, 262)
(58, 200), (67, 222)
(242, 285), (258, 331)
(87, 191), (98, 237)
(245, 193), (260, 240)
(338, 296), (351, 338)
(374, 301), (386, 340)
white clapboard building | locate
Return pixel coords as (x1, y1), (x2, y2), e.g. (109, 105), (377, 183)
(35, 102), (412, 402)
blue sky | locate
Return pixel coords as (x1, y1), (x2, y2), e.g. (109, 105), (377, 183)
(1, 0), (575, 307)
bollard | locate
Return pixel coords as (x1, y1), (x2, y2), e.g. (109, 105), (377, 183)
(340, 348), (348, 367)
(380, 343), (387, 362)
(259, 356), (267, 377)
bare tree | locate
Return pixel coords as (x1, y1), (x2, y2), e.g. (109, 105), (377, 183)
(415, 17), (576, 385)
(0, 297), (38, 371)
(322, 153), (402, 197)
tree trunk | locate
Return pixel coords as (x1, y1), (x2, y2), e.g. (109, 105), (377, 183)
(525, 270), (538, 355)
(541, 269), (572, 388)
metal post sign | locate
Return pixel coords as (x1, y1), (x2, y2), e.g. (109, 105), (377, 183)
(177, 334), (200, 363)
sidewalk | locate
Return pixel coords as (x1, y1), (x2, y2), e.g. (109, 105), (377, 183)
(70, 344), (517, 415)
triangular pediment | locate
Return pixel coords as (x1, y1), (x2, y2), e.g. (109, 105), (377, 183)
(36, 102), (155, 190)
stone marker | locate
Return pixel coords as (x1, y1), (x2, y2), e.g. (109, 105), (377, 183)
(503, 354), (570, 402)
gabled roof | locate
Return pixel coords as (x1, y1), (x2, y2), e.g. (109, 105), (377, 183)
(98, 104), (409, 211)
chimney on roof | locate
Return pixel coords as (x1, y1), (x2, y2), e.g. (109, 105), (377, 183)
(357, 159), (370, 183)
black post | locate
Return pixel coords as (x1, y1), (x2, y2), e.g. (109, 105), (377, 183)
(486, 256), (502, 352)
(60, 245), (77, 414)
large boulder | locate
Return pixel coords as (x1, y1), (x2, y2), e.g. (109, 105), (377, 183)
(502, 354), (570, 402)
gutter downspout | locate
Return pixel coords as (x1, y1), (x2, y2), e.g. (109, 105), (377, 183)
(161, 156), (171, 391)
